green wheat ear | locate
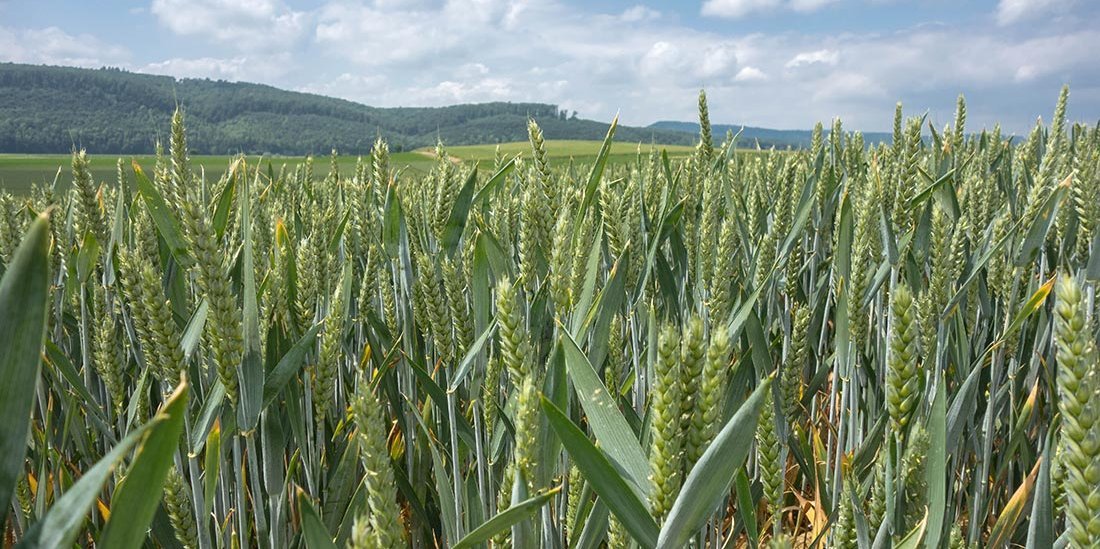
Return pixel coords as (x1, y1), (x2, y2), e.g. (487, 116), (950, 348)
(91, 286), (125, 416)
(649, 323), (683, 522)
(783, 302), (810, 422)
(605, 314), (626, 399)
(607, 515), (629, 549)
(514, 375), (541, 489)
(832, 485), (857, 547)
(530, 119), (556, 208)
(163, 467), (198, 549)
(496, 276), (531, 385)
(549, 202), (575, 314)
(169, 106), (191, 207)
(314, 271), (349, 422)
(709, 215), (737, 320)
(493, 462), (516, 548)
(900, 424), (929, 531)
(0, 192), (22, 263)
(953, 93), (967, 152)
(688, 324), (730, 470)
(887, 282), (921, 434)
(756, 385), (783, 535)
(1053, 274), (1100, 546)
(71, 148), (108, 244)
(415, 253), (452, 364)
(350, 376), (405, 549)
(177, 114), (241, 404)
(679, 316), (706, 466)
(697, 89), (714, 162)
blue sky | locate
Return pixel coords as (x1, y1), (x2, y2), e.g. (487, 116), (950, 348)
(1, 0), (1097, 133)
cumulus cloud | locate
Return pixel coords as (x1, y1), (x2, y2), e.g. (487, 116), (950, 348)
(314, 1), (481, 67)
(150, 0), (308, 51)
(421, 77), (517, 103)
(790, 0), (841, 13)
(141, 53), (295, 82)
(734, 66), (767, 81)
(701, 0), (782, 18)
(812, 71), (884, 101)
(308, 0), (758, 112)
(785, 49), (839, 68)
(639, 40), (739, 81)
(620, 5), (660, 22)
(0, 25), (130, 67)
(995, 0), (1068, 26)
(296, 72), (390, 99)
(701, 0), (836, 18)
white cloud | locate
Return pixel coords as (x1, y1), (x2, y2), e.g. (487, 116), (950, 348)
(995, 0), (1068, 26)
(701, 0), (782, 18)
(699, 44), (738, 77)
(0, 25), (130, 67)
(638, 39), (740, 82)
(150, 0), (308, 51)
(314, 1), (481, 67)
(141, 54), (294, 82)
(456, 63), (491, 77)
(785, 49), (839, 68)
(297, 72), (390, 99)
(422, 77), (516, 103)
(620, 5), (660, 22)
(812, 71), (884, 101)
(309, 0), (756, 116)
(790, 0), (840, 12)
(638, 41), (680, 76)
(701, 0), (836, 18)
(734, 66), (767, 81)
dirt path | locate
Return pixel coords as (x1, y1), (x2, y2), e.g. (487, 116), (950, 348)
(414, 149), (463, 165)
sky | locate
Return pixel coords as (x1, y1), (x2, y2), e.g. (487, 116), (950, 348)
(1, 0), (1097, 134)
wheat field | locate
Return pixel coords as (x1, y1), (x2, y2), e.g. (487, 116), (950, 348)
(1, 88), (1098, 548)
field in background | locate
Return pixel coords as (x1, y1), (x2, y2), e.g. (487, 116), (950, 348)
(0, 153), (428, 195)
(0, 140), (696, 193)
(435, 139), (696, 164)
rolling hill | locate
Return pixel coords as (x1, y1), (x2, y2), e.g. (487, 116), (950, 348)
(0, 63), (696, 155)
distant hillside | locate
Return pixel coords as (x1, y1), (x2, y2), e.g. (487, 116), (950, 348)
(649, 120), (894, 149)
(0, 63), (694, 155)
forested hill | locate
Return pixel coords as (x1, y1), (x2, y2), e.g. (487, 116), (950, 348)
(0, 63), (694, 154)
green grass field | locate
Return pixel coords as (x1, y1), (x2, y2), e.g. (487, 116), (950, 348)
(0, 152), (431, 195)
(437, 139), (696, 164)
(0, 140), (696, 194)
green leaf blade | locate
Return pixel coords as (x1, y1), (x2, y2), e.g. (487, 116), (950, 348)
(0, 214), (51, 526)
(657, 377), (772, 549)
